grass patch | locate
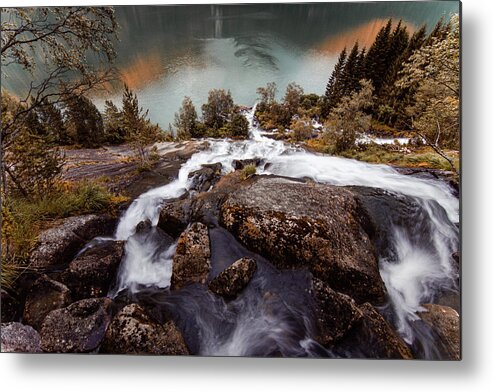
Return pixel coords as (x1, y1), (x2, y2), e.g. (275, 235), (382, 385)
(1, 181), (127, 292)
(305, 138), (459, 171)
(240, 164), (257, 180)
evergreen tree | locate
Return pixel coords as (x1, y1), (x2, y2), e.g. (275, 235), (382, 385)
(202, 89), (235, 130)
(174, 96), (199, 139)
(121, 84), (161, 166)
(36, 99), (69, 144)
(322, 47), (347, 117)
(103, 100), (126, 144)
(64, 94), (104, 148)
(340, 42), (362, 97)
(364, 19), (393, 95)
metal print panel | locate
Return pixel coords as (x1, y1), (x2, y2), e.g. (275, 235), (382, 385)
(0, 1), (460, 359)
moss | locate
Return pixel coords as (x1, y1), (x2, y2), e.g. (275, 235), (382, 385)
(240, 164), (256, 180)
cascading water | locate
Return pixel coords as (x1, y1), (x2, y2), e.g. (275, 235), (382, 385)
(107, 106), (459, 358)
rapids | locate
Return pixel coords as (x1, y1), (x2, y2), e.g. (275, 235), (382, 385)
(106, 106), (459, 358)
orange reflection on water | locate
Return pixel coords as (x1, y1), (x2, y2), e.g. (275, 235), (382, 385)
(119, 53), (164, 90)
(317, 18), (416, 54)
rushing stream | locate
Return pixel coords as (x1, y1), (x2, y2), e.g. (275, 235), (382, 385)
(102, 107), (459, 358)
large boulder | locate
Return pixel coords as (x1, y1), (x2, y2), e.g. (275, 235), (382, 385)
(220, 177), (386, 304)
(334, 303), (413, 359)
(100, 303), (189, 355)
(171, 223), (211, 290)
(23, 275), (72, 331)
(60, 240), (124, 300)
(40, 297), (113, 353)
(30, 214), (116, 269)
(188, 162), (223, 193)
(208, 257), (257, 298)
(309, 278), (363, 346)
(1, 322), (42, 353)
(417, 303), (460, 360)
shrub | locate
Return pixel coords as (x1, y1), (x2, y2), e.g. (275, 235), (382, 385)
(240, 164), (257, 180)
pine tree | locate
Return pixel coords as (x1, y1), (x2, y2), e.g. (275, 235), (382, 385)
(36, 99), (69, 145)
(340, 42), (361, 97)
(202, 89), (235, 130)
(64, 94), (104, 148)
(103, 100), (126, 144)
(322, 47), (347, 118)
(174, 96), (199, 140)
(364, 19), (393, 95)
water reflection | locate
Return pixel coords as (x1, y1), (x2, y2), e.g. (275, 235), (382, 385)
(2, 2), (459, 128)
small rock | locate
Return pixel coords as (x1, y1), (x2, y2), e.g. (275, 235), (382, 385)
(23, 275), (72, 331)
(188, 162), (222, 193)
(310, 278), (363, 346)
(417, 303), (460, 360)
(40, 297), (113, 353)
(100, 303), (189, 355)
(171, 222), (211, 290)
(232, 158), (263, 171)
(30, 214), (116, 268)
(1, 322), (42, 353)
(208, 257), (257, 298)
(452, 251), (460, 265)
(135, 219), (152, 234)
(60, 241), (124, 300)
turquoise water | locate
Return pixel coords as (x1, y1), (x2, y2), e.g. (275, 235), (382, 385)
(1, 2), (459, 128)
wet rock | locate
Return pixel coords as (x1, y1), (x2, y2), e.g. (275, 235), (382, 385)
(100, 303), (189, 355)
(1, 290), (20, 323)
(188, 162), (223, 193)
(40, 297), (113, 353)
(1, 322), (42, 353)
(208, 257), (257, 298)
(158, 199), (191, 238)
(334, 303), (413, 359)
(135, 219), (152, 233)
(310, 278), (363, 346)
(417, 303), (460, 360)
(60, 241), (124, 300)
(232, 158), (263, 171)
(30, 214), (117, 269)
(171, 223), (211, 290)
(452, 251), (460, 265)
(23, 275), (72, 331)
(220, 176), (386, 304)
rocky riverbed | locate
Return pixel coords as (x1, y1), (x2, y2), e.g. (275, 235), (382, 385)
(1, 134), (460, 359)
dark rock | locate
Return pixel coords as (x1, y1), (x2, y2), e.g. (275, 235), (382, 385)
(452, 251), (460, 265)
(334, 303), (413, 359)
(208, 257), (257, 298)
(158, 199), (192, 238)
(23, 275), (72, 331)
(60, 241), (124, 300)
(30, 214), (117, 269)
(417, 303), (460, 360)
(220, 176), (386, 304)
(188, 162), (222, 193)
(1, 290), (20, 323)
(171, 222), (211, 290)
(40, 297), (113, 353)
(310, 278), (363, 346)
(100, 303), (189, 355)
(1, 322), (42, 353)
(135, 219), (152, 234)
(232, 158), (263, 171)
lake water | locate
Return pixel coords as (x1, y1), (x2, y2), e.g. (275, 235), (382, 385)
(2, 2), (459, 128)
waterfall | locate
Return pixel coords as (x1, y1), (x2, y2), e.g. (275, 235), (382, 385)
(109, 107), (459, 357)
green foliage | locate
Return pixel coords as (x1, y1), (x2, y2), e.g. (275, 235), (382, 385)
(282, 82), (304, 119)
(64, 93), (105, 148)
(175, 96), (199, 139)
(1, 181), (121, 289)
(323, 79), (374, 153)
(240, 164), (257, 180)
(256, 82), (277, 106)
(103, 100), (126, 144)
(202, 89), (235, 130)
(290, 117), (314, 141)
(226, 113), (249, 138)
(121, 85), (163, 165)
